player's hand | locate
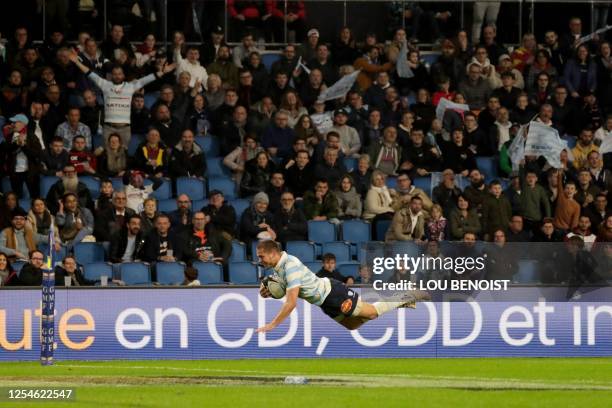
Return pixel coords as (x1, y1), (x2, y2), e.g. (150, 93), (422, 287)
(259, 283), (271, 298)
(256, 322), (276, 333)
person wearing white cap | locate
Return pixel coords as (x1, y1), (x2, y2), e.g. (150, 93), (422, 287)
(299, 28), (320, 62)
(2, 114), (42, 198)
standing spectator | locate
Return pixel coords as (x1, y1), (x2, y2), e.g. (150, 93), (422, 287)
(265, 171), (288, 213)
(481, 180), (512, 239)
(283, 149), (314, 198)
(574, 169), (601, 208)
(69, 49), (175, 148)
(2, 114), (42, 199)
(564, 45), (597, 100)
(224, 134), (264, 185)
(272, 191), (308, 244)
(173, 39), (208, 91)
(207, 45), (239, 89)
(553, 170), (580, 233)
(442, 129), (477, 176)
(350, 154), (373, 199)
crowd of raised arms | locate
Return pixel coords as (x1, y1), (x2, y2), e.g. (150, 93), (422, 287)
(0, 3), (611, 287)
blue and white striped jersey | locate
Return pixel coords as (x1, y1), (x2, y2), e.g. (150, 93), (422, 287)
(273, 252), (331, 306)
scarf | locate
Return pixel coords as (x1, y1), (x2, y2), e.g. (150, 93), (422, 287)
(495, 121), (512, 150)
(106, 148), (127, 174)
(143, 145), (163, 166)
(2, 226), (36, 255)
(370, 185), (392, 208)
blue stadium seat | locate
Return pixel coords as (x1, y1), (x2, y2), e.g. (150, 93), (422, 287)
(208, 177), (236, 199)
(207, 157), (230, 177)
(147, 179), (172, 200)
(386, 177), (397, 189)
(193, 261), (224, 284)
(230, 240), (247, 262)
(120, 262), (152, 285)
(92, 132), (104, 149)
(304, 262), (322, 273)
(38, 243), (67, 265)
(563, 136), (577, 149)
(229, 199), (250, 221)
(391, 241), (421, 258)
(515, 260), (539, 283)
(193, 199), (209, 211)
(375, 220), (391, 241)
(128, 134), (145, 156)
(261, 52), (281, 70)
(74, 242), (106, 264)
(111, 177), (124, 192)
(144, 92), (158, 109)
(177, 177), (205, 200)
(195, 135), (220, 158)
(357, 241), (385, 263)
(2, 178), (30, 198)
(286, 241), (316, 262)
(83, 262), (113, 282)
(156, 262), (186, 285)
(19, 198), (31, 212)
(343, 157), (357, 171)
(157, 199), (177, 213)
(229, 262), (259, 284)
(308, 221), (336, 243)
(476, 157), (499, 182)
(322, 241), (352, 262)
(413, 176), (432, 195)
(80, 176), (101, 199)
(338, 262), (360, 279)
(40, 176), (60, 198)
(341, 219), (371, 242)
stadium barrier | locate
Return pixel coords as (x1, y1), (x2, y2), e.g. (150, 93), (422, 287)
(1, 287), (611, 360)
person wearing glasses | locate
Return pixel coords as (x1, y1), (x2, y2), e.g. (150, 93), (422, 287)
(94, 191), (135, 242)
(0, 208), (38, 262)
(18, 250), (46, 286)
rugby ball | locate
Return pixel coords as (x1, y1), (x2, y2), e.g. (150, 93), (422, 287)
(262, 275), (286, 299)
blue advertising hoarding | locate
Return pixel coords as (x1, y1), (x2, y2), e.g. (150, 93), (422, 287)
(1, 288), (611, 360)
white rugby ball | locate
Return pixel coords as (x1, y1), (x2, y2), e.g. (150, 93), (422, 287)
(263, 275), (286, 299)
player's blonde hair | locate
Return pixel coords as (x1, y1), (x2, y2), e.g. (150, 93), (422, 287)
(257, 240), (281, 253)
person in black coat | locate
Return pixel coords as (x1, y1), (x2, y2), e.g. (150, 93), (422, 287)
(151, 104), (183, 148)
(183, 211), (232, 265)
(240, 151), (276, 197)
(316, 253), (354, 285)
(283, 150), (314, 199)
(54, 255), (95, 286)
(272, 191), (308, 244)
(94, 191), (136, 242)
(41, 137), (70, 176)
(202, 190), (237, 239)
(18, 250), (45, 286)
(168, 129), (207, 178)
(240, 192), (276, 248)
(442, 129), (477, 176)
(46, 165), (95, 214)
(139, 214), (186, 265)
(0, 252), (20, 286)
(109, 215), (146, 263)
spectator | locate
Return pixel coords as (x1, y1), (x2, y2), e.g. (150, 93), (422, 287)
(187, 94), (211, 138)
(203, 190), (237, 240)
(26, 198), (61, 249)
(182, 266), (201, 286)
(526, 50), (559, 92)
(124, 170), (163, 213)
(96, 133), (129, 178)
(272, 191), (308, 243)
(477, 25), (507, 63)
(94, 191), (135, 242)
(496, 54), (525, 90)
(0, 253), (20, 286)
(54, 255), (95, 286)
(140, 214), (186, 266)
(597, 215), (612, 242)
(265, 171), (288, 213)
(575, 168), (601, 208)
(300, 29), (320, 62)
(96, 180), (115, 215)
(314, 147), (347, 189)
(363, 170), (395, 231)
(168, 194), (194, 233)
(391, 171), (433, 212)
(283, 149), (314, 198)
(386, 196), (426, 242)
(303, 178), (340, 222)
(431, 40), (465, 90)
(80, 89), (104, 136)
(481, 180), (512, 239)
(55, 107), (92, 151)
(425, 204), (447, 241)
(449, 194), (481, 241)
(262, 110), (296, 159)
(532, 217), (563, 242)
(469, 46), (500, 89)
(335, 175), (363, 219)
(493, 72), (521, 110)
(204, 74), (225, 111)
(207, 45), (239, 89)
(441, 129), (477, 176)
(354, 46), (395, 92)
(109, 214), (145, 263)
(316, 253), (354, 286)
(2, 114), (43, 199)
(139, 198), (159, 237)
(69, 48), (175, 148)
(241, 151), (276, 197)
(240, 192), (276, 246)
(271, 44), (299, 76)
(184, 211), (231, 264)
(224, 134), (264, 185)
(432, 169), (461, 213)
(133, 128), (170, 177)
(458, 63), (492, 110)
(68, 135), (97, 176)
(18, 250), (46, 286)
(506, 215), (531, 242)
(564, 45), (597, 100)
(464, 169), (488, 215)
(572, 128), (599, 170)
(364, 71), (392, 110)
(553, 170), (580, 232)
(199, 26), (226, 66)
(350, 154), (373, 199)
(56, 192), (95, 247)
(46, 165), (94, 214)
(400, 128), (440, 177)
(294, 115), (322, 150)
(173, 40), (208, 91)
(152, 103), (182, 148)
(596, 42), (612, 114)
(0, 208), (37, 262)
(565, 215), (597, 251)
(332, 27), (360, 67)
(279, 91), (308, 128)
(511, 33), (537, 73)
(219, 106), (252, 157)
(169, 129), (207, 179)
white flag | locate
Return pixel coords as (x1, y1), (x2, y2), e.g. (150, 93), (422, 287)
(524, 121), (568, 168)
(576, 25), (612, 47)
(310, 111), (334, 135)
(396, 41), (414, 79)
(507, 125), (527, 171)
(317, 70), (360, 102)
(435, 97), (470, 121)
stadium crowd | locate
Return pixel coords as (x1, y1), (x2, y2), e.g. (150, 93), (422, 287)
(0, 3), (612, 287)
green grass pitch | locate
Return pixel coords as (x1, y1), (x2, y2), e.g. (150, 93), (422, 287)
(1, 358), (612, 407)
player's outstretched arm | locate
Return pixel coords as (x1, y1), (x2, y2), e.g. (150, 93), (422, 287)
(256, 286), (299, 333)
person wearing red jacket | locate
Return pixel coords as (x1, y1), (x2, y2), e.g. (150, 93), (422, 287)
(68, 135), (97, 175)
